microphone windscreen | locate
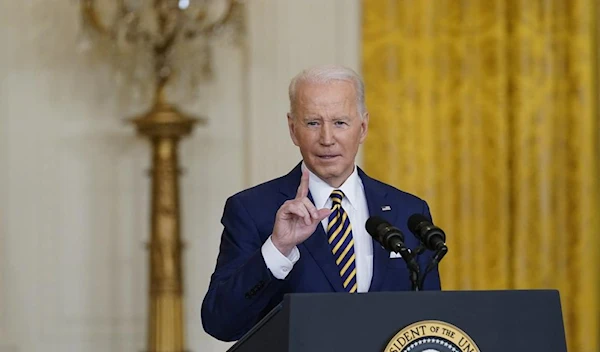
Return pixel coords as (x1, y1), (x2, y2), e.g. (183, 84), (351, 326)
(365, 216), (387, 237)
(407, 213), (429, 233)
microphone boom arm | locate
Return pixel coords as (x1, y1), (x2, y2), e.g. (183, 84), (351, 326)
(391, 242), (420, 291)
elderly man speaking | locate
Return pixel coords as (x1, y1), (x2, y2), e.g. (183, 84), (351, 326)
(201, 65), (441, 342)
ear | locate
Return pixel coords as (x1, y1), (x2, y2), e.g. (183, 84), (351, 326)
(359, 112), (369, 144)
(288, 113), (300, 146)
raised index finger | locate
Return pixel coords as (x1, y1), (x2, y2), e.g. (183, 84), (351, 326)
(296, 168), (309, 199)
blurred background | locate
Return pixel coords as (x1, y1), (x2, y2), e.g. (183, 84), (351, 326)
(0, 1), (597, 351)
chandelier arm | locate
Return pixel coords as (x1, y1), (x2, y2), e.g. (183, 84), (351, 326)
(116, 0), (126, 15)
(82, 0), (158, 47)
(81, 0), (111, 36)
(186, 0), (240, 38)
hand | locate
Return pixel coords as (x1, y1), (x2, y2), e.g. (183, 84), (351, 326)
(272, 168), (331, 256)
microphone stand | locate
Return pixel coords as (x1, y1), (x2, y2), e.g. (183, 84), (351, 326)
(394, 245), (420, 291)
(410, 269), (419, 291)
(417, 245), (448, 290)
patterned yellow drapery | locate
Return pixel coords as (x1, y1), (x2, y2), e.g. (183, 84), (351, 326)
(362, 1), (599, 351)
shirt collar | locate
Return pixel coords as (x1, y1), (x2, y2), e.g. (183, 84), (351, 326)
(302, 162), (363, 210)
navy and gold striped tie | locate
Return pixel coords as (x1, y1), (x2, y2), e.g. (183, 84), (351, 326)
(327, 190), (357, 293)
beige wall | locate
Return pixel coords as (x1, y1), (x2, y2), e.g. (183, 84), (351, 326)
(0, 1), (360, 351)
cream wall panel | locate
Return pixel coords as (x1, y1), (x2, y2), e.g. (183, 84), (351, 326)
(246, 0), (361, 185)
(0, 1), (360, 351)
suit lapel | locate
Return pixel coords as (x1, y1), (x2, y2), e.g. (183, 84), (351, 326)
(358, 168), (392, 292)
(279, 163), (345, 292)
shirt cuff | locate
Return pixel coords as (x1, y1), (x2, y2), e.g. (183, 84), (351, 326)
(261, 236), (300, 280)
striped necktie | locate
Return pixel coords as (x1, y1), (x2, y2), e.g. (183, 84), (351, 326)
(327, 190), (357, 293)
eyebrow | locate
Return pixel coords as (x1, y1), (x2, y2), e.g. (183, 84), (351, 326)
(302, 115), (350, 121)
(302, 116), (322, 122)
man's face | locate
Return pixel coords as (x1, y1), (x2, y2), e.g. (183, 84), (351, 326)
(288, 80), (369, 188)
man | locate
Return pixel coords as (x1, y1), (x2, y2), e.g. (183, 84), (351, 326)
(201, 65), (441, 342)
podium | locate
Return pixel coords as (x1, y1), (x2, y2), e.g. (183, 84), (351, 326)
(227, 290), (567, 352)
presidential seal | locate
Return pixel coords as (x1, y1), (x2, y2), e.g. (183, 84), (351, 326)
(384, 320), (480, 352)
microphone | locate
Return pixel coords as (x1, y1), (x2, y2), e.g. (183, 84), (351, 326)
(366, 216), (420, 290)
(365, 216), (407, 254)
(407, 214), (446, 251)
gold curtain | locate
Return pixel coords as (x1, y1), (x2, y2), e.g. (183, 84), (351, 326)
(362, 1), (599, 351)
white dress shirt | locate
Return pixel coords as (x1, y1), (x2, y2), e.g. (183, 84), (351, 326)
(261, 163), (373, 292)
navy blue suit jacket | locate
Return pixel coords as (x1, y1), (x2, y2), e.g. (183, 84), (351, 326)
(201, 164), (441, 341)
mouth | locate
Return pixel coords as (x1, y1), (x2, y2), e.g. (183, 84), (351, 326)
(317, 154), (341, 160)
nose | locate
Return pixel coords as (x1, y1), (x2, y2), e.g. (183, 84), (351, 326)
(319, 123), (335, 146)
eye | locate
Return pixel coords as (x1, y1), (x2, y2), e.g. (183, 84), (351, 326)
(335, 120), (348, 126)
(307, 121), (320, 127)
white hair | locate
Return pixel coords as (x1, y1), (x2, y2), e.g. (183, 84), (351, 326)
(288, 65), (367, 118)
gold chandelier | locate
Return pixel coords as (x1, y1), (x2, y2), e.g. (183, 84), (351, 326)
(79, 1), (244, 351)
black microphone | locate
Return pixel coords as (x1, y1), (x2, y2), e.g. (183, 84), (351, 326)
(366, 216), (421, 290)
(407, 214), (447, 251)
(365, 216), (407, 254)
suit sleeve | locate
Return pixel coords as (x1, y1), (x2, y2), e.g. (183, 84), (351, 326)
(419, 200), (443, 290)
(201, 195), (287, 341)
